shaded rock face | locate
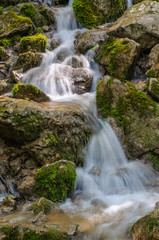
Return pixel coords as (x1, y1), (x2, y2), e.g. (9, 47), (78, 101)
(108, 1), (159, 49)
(96, 37), (141, 80)
(128, 210), (159, 240)
(96, 76), (159, 165)
(146, 44), (159, 78)
(75, 29), (108, 54)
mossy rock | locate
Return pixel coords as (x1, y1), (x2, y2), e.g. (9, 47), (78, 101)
(146, 65), (159, 79)
(0, 46), (9, 61)
(34, 160), (76, 202)
(0, 6), (3, 15)
(147, 78), (159, 101)
(128, 210), (159, 240)
(0, 225), (70, 240)
(96, 36), (141, 80)
(12, 82), (49, 102)
(28, 197), (58, 214)
(73, 0), (126, 29)
(39, 6), (55, 25)
(20, 3), (47, 27)
(14, 51), (43, 72)
(96, 76), (159, 159)
(20, 34), (48, 53)
(0, 11), (33, 40)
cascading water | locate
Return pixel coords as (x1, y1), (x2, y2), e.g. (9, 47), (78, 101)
(22, 0), (159, 239)
(127, 0), (132, 8)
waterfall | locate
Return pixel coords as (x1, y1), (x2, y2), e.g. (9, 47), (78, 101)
(22, 0), (159, 239)
(127, 0), (132, 8)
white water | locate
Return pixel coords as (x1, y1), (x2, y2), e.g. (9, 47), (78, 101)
(127, 0), (132, 8)
(22, 1), (159, 239)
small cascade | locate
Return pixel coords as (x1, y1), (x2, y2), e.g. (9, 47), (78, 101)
(127, 0), (132, 8)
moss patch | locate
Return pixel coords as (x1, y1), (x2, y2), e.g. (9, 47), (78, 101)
(34, 160), (76, 202)
(20, 34), (48, 52)
(20, 3), (47, 27)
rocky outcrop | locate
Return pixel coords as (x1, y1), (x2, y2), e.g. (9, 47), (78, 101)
(75, 29), (108, 54)
(108, 1), (159, 49)
(128, 210), (159, 240)
(96, 37), (141, 80)
(96, 76), (159, 167)
(34, 160), (76, 202)
(72, 0), (126, 29)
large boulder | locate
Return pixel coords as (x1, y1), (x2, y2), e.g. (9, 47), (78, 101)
(13, 51), (43, 72)
(75, 29), (108, 54)
(0, 11), (33, 40)
(96, 76), (159, 166)
(128, 210), (159, 240)
(107, 1), (159, 49)
(146, 44), (159, 78)
(72, 0), (126, 29)
(0, 97), (91, 165)
(96, 37), (141, 80)
(34, 160), (76, 202)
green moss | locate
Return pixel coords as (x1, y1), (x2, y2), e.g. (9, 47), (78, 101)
(20, 34), (48, 52)
(107, 0), (124, 22)
(146, 69), (159, 78)
(96, 79), (157, 133)
(29, 199), (52, 214)
(0, 35), (21, 47)
(72, 0), (105, 29)
(23, 229), (69, 240)
(12, 83), (41, 98)
(36, 27), (43, 34)
(34, 161), (76, 202)
(96, 37), (130, 79)
(0, 46), (8, 61)
(20, 3), (47, 27)
(44, 132), (59, 147)
(130, 210), (159, 240)
(0, 226), (20, 240)
(147, 153), (159, 171)
(0, 6), (3, 15)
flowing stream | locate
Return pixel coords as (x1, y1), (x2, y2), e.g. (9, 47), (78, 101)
(127, 0), (132, 8)
(21, 1), (159, 239)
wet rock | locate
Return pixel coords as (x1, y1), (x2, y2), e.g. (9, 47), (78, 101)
(41, 25), (49, 32)
(56, 47), (72, 62)
(0, 11), (33, 39)
(75, 29), (108, 54)
(108, 1), (159, 49)
(17, 175), (35, 197)
(34, 160), (76, 202)
(89, 166), (100, 176)
(96, 76), (159, 161)
(147, 78), (159, 101)
(0, 225), (71, 240)
(128, 210), (159, 240)
(91, 198), (107, 208)
(0, 196), (17, 214)
(28, 197), (59, 214)
(32, 211), (46, 224)
(155, 201), (159, 209)
(0, 79), (13, 95)
(10, 158), (21, 177)
(50, 38), (61, 50)
(96, 37), (141, 80)
(12, 82), (49, 102)
(10, 70), (23, 83)
(65, 55), (84, 68)
(13, 51), (43, 72)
